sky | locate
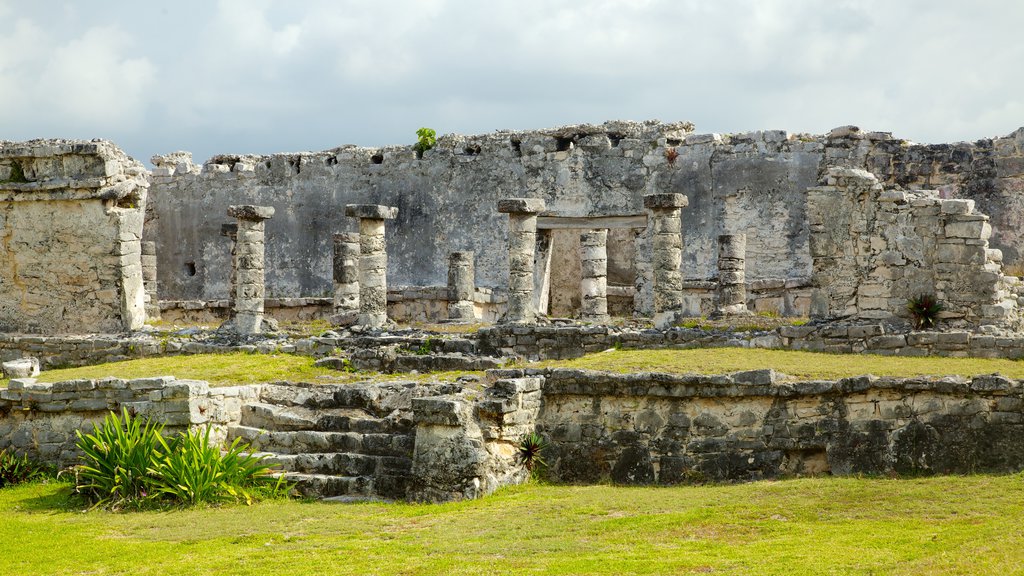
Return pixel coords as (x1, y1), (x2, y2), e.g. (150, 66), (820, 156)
(1, 0), (1022, 166)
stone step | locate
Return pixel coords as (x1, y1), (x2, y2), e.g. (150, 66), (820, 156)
(279, 472), (372, 499)
(263, 452), (413, 477)
(228, 425), (415, 457)
(259, 383), (384, 413)
(239, 402), (411, 434)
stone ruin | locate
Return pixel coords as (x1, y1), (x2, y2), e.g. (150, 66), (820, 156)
(2, 121), (1024, 502)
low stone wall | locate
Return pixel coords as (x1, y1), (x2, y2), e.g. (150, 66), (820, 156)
(159, 286), (505, 325)
(0, 376), (254, 467)
(492, 368), (1024, 483)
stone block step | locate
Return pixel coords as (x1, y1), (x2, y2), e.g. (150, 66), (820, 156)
(239, 402), (410, 434)
(279, 472), (372, 499)
(228, 425), (415, 457)
(263, 452), (413, 477)
(260, 383), (385, 412)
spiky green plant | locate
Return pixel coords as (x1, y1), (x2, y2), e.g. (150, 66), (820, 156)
(0, 449), (49, 488)
(517, 432), (548, 478)
(74, 408), (165, 509)
(907, 293), (944, 329)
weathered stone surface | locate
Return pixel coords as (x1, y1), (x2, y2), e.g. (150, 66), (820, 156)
(0, 139), (148, 333)
(344, 204), (398, 220)
(497, 198), (546, 214)
(2, 357), (39, 378)
(643, 193), (688, 209)
(227, 204), (276, 221)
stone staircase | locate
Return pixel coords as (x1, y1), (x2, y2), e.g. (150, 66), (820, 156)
(226, 381), (458, 501)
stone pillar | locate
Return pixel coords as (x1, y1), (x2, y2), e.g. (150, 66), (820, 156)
(644, 193), (688, 329)
(220, 223), (238, 320)
(447, 251), (476, 321)
(332, 232), (360, 321)
(226, 205), (274, 334)
(141, 240), (160, 320)
(580, 229), (609, 323)
(345, 204), (398, 328)
(716, 233), (749, 316)
(497, 198), (546, 323)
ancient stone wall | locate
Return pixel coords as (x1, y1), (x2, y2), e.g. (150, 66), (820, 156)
(808, 167), (1022, 327)
(0, 376), (253, 467)
(531, 368), (1024, 483)
(147, 122), (1024, 320)
(0, 140), (149, 333)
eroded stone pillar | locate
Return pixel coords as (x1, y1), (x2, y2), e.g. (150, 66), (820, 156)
(226, 205), (274, 334)
(498, 198), (546, 323)
(345, 204), (398, 328)
(448, 251), (476, 321)
(580, 229), (609, 323)
(644, 193), (688, 329)
(141, 240), (160, 320)
(716, 233), (749, 316)
(332, 232), (360, 320)
(220, 223), (238, 320)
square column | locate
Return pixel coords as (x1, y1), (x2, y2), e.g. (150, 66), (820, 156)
(715, 233), (750, 316)
(141, 240), (160, 320)
(345, 204), (398, 328)
(225, 205), (275, 334)
(644, 193), (688, 329)
(447, 251), (476, 321)
(579, 229), (609, 323)
(332, 232), (360, 322)
(498, 198), (546, 323)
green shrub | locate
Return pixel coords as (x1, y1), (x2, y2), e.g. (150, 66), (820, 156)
(0, 449), (50, 488)
(413, 127), (437, 158)
(150, 428), (287, 506)
(75, 409), (287, 509)
(75, 409), (165, 508)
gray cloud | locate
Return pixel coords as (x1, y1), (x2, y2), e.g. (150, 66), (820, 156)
(1, 0), (1021, 165)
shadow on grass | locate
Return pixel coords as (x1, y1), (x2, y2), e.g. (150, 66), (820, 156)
(4, 481), (87, 513)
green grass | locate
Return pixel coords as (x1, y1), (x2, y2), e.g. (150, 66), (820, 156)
(537, 348), (1024, 380)
(0, 353), (480, 388)
(1, 475), (1022, 575)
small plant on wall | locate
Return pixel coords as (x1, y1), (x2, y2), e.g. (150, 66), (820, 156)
(907, 293), (944, 329)
(413, 127), (437, 159)
(664, 147), (679, 165)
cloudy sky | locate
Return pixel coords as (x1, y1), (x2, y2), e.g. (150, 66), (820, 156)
(1, 0), (1021, 165)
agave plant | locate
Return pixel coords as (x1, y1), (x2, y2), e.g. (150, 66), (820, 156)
(517, 432), (548, 474)
(907, 293), (944, 329)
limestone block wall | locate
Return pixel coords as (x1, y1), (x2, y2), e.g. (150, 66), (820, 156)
(409, 375), (542, 502)
(0, 376), (255, 467)
(0, 140), (149, 333)
(808, 167), (1021, 327)
(530, 368), (1024, 483)
(147, 122), (1024, 322)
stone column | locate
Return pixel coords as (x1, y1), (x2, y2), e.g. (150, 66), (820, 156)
(332, 232), (360, 322)
(141, 240), (160, 320)
(345, 204), (398, 328)
(220, 223), (238, 320)
(716, 233), (749, 316)
(580, 229), (609, 323)
(226, 205), (274, 334)
(448, 251), (476, 321)
(497, 198), (546, 323)
(644, 193), (688, 329)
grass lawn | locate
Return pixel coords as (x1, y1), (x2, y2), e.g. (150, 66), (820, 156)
(1, 475), (1021, 575)
(538, 348), (1024, 380)
(1, 353), (478, 388)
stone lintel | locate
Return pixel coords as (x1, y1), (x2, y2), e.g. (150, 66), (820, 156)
(228, 204), (275, 221)
(345, 204), (398, 220)
(497, 198), (546, 214)
(643, 193), (688, 210)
